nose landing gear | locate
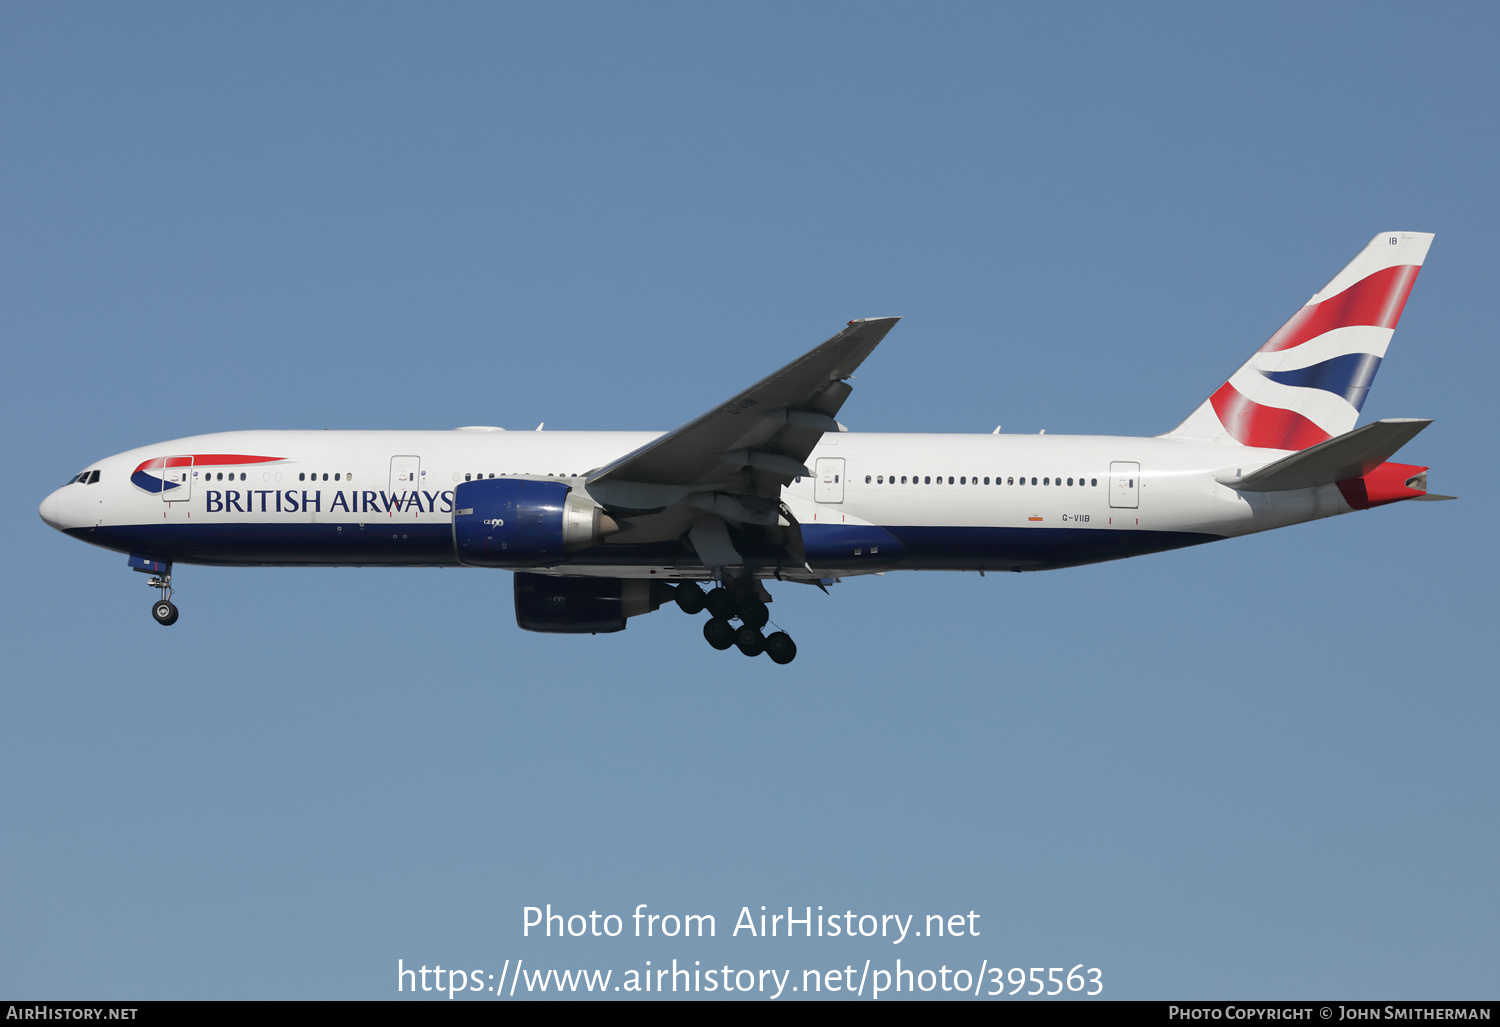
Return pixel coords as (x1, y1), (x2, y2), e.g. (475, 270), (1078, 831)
(147, 573), (178, 626)
(675, 578), (796, 664)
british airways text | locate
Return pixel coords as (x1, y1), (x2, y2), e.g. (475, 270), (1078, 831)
(202, 490), (456, 514)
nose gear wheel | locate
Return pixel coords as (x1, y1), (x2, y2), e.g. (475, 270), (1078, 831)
(146, 570), (179, 626)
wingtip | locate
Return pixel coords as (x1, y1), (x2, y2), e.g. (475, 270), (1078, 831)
(847, 316), (902, 325)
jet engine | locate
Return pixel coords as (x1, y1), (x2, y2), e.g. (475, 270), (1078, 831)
(453, 479), (617, 567)
(513, 573), (677, 633)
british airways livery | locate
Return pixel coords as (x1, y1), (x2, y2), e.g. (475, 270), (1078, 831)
(39, 232), (1450, 664)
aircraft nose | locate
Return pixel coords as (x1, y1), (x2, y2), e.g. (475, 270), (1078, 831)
(39, 487), (71, 531)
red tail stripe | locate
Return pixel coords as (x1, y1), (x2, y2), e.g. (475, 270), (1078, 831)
(1208, 382), (1332, 450)
(1259, 264), (1420, 354)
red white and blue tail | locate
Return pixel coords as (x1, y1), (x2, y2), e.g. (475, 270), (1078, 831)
(1164, 232), (1434, 449)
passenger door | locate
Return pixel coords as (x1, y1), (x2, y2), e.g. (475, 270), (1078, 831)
(389, 455), (421, 496)
(1109, 461), (1140, 509)
(814, 457), (845, 504)
(161, 456), (193, 502)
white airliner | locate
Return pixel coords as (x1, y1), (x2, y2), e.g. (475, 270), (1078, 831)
(40, 232), (1450, 664)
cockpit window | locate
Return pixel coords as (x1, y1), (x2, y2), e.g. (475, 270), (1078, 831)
(86, 470), (100, 484)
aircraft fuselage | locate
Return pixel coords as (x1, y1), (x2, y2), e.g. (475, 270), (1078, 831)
(39, 427), (1388, 578)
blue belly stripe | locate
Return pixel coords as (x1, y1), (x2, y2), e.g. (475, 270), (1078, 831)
(72, 521), (1223, 573)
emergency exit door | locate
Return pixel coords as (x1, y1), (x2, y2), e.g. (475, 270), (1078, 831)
(815, 458), (845, 503)
(1109, 461), (1140, 509)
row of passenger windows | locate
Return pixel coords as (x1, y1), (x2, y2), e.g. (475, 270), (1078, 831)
(457, 472), (579, 481)
(864, 474), (1099, 487)
(194, 471), (350, 482)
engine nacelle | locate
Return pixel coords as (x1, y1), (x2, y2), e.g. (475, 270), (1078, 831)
(453, 478), (615, 567)
(514, 573), (677, 633)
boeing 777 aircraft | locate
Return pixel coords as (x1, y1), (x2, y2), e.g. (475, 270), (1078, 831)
(40, 232), (1450, 664)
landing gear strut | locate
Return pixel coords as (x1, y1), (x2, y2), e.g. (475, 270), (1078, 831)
(148, 572), (178, 626)
(675, 577), (796, 664)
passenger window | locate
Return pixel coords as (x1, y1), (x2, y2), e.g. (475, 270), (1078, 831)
(1091, 478), (1097, 486)
(1067, 477), (1073, 486)
(465, 474), (472, 481)
(924, 476), (931, 484)
(1030, 477), (1037, 485)
(901, 476), (907, 484)
(960, 476), (966, 485)
(334, 473), (340, 481)
(865, 475), (871, 484)
(298, 473), (305, 481)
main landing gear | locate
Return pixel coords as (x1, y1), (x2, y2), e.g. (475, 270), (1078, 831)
(148, 572), (178, 626)
(675, 579), (797, 665)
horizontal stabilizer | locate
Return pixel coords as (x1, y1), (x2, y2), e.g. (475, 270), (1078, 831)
(1218, 418), (1432, 492)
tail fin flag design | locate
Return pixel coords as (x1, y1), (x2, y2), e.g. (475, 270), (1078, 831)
(1164, 232), (1434, 450)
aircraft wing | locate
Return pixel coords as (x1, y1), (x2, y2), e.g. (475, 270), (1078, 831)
(583, 316), (900, 570)
(586, 316), (899, 504)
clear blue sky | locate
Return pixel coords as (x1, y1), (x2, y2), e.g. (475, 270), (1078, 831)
(3, 2), (1495, 1000)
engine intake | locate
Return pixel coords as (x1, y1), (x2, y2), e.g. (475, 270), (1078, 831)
(453, 478), (616, 567)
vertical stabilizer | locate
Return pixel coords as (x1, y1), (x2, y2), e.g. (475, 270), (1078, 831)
(1163, 232), (1433, 449)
